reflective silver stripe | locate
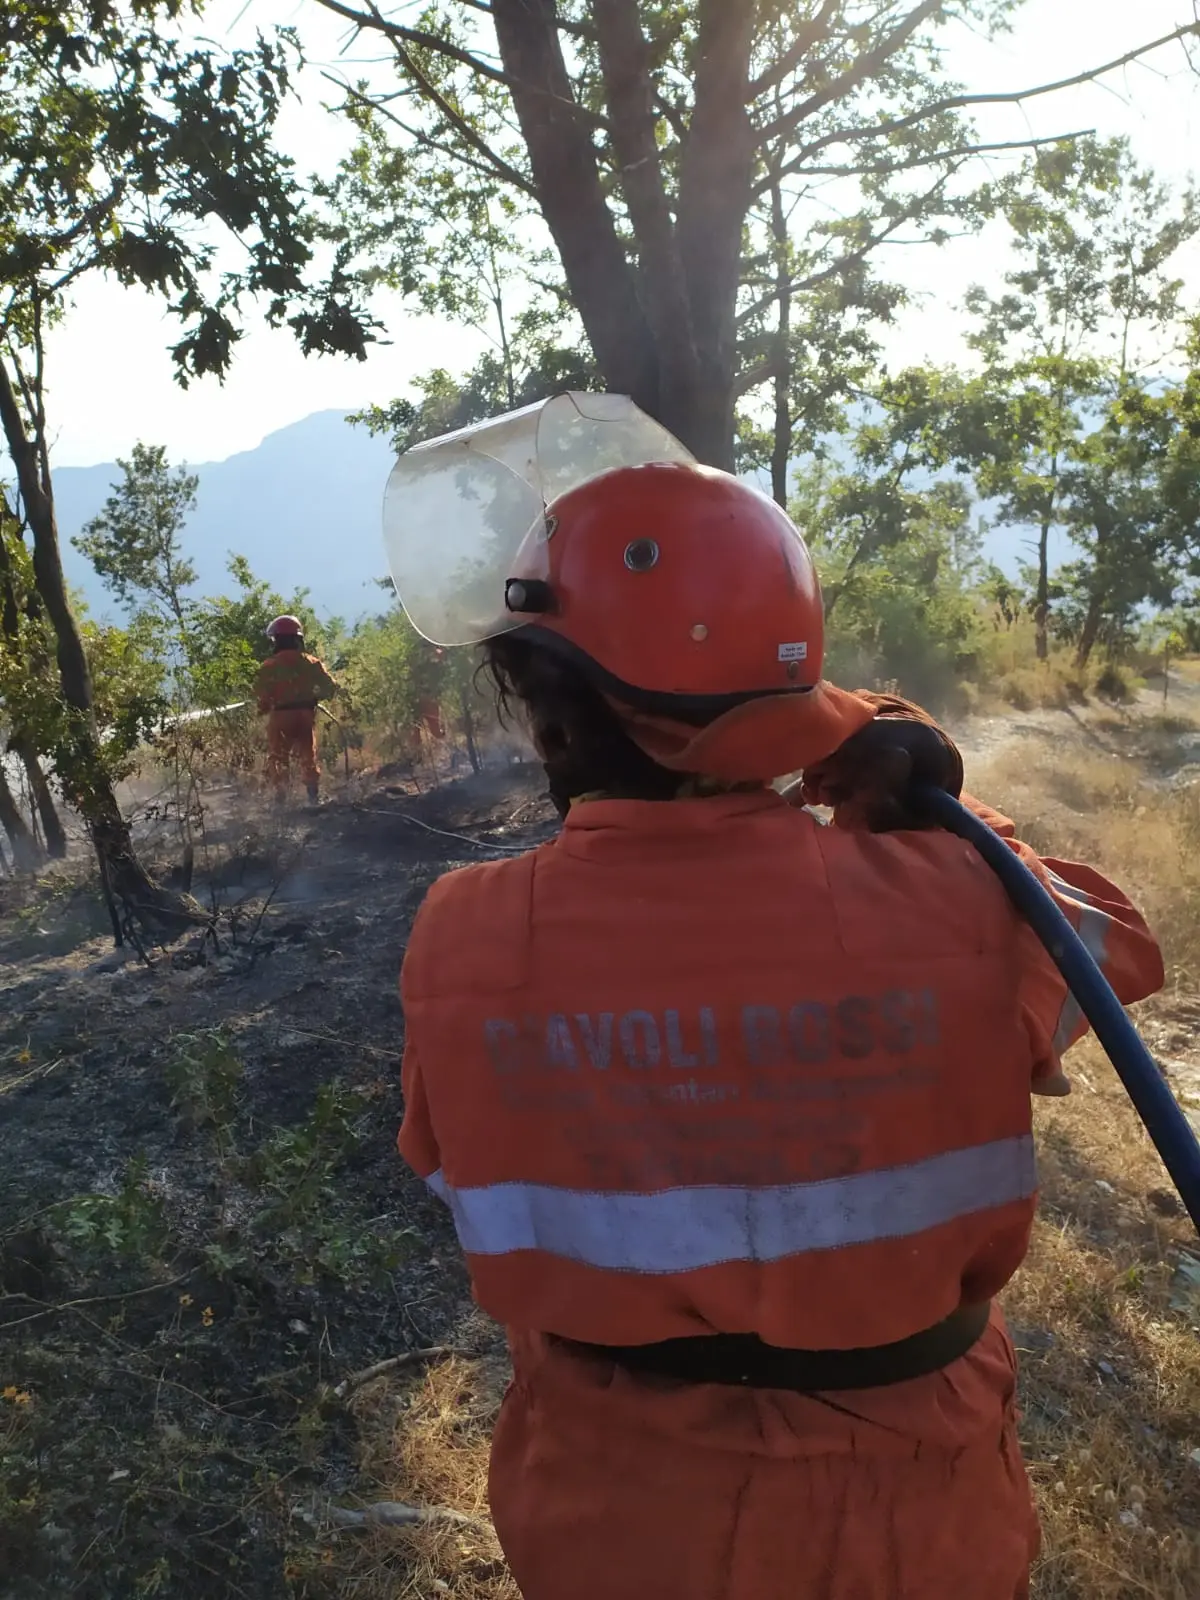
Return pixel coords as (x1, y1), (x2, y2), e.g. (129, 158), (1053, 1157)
(423, 1136), (1037, 1274)
(1046, 868), (1096, 906)
(1052, 903), (1111, 1054)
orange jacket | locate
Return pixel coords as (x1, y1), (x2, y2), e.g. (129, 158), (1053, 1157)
(254, 652), (337, 715)
(398, 789), (1162, 1351)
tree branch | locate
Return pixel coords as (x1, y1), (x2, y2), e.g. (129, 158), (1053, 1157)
(791, 210), (951, 296)
(654, 90), (689, 144)
(737, 169), (962, 329)
(313, 0), (513, 87)
(314, 0), (606, 125)
(325, 73), (537, 198)
(769, 127), (1095, 186)
(734, 350), (786, 399)
(45, 251), (105, 306)
(0, 180), (125, 287)
(749, 0), (840, 102)
(764, 20), (1200, 176)
(332, 1345), (473, 1399)
(454, 1), (598, 43)
(759, 0), (944, 144)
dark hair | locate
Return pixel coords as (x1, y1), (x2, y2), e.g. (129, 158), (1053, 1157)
(481, 633), (694, 815)
(273, 634), (303, 653)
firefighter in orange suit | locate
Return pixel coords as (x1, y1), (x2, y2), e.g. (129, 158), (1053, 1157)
(396, 463), (1163, 1599)
(255, 615), (338, 804)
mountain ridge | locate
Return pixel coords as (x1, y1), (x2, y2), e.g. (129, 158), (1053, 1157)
(51, 408), (1052, 626)
(54, 410), (398, 624)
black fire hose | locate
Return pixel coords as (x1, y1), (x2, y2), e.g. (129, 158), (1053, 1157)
(916, 786), (1200, 1236)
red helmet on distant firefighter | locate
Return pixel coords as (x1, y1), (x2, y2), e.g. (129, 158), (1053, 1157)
(266, 615), (304, 643)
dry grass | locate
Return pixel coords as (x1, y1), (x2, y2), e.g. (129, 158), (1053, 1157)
(1008, 1050), (1200, 1599)
(970, 720), (1200, 984)
(973, 721), (1200, 1598)
(975, 621), (1143, 712)
(317, 713), (1200, 1600)
(309, 1357), (517, 1600)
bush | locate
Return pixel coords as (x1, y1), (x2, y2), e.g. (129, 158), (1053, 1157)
(1095, 664), (1138, 704)
(973, 615), (1142, 710)
(822, 566), (984, 710)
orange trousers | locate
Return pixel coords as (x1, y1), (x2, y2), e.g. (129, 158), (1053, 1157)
(489, 1308), (1039, 1600)
(266, 708), (319, 794)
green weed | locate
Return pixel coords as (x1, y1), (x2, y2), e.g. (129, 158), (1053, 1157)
(247, 1083), (364, 1226)
(162, 1030), (243, 1148)
(50, 1157), (167, 1264)
(240, 1085), (414, 1286)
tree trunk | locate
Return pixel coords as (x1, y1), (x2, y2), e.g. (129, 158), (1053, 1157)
(769, 170), (792, 507)
(1073, 502), (1114, 672)
(491, 0), (659, 413)
(770, 378), (792, 508)
(0, 505), (64, 858)
(0, 493), (21, 638)
(491, 0), (754, 469)
(0, 761), (41, 872)
(592, 0), (700, 432)
(1035, 518), (1051, 661)
(654, 370), (741, 471)
(672, 0), (758, 470)
(14, 739), (67, 859)
(0, 354), (202, 936)
(459, 686), (482, 776)
(1074, 593), (1104, 670)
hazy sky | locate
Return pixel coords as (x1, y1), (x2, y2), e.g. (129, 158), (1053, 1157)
(42, 0), (1200, 468)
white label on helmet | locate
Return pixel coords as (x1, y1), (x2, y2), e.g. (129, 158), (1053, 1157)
(778, 642), (808, 662)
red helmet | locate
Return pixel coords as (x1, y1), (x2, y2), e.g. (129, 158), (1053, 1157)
(505, 462), (873, 781)
(266, 615), (303, 641)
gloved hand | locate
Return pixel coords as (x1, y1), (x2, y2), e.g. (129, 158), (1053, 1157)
(795, 691), (964, 833)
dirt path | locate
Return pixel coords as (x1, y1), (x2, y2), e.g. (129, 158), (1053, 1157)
(952, 672), (1200, 776)
(948, 685), (1200, 1140)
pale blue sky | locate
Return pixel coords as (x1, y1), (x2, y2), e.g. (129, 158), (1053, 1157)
(44, 0), (1200, 468)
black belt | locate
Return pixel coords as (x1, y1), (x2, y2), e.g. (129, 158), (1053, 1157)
(274, 702), (318, 713)
(556, 1302), (990, 1393)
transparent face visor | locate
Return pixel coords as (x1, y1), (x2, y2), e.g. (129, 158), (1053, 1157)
(382, 393), (695, 647)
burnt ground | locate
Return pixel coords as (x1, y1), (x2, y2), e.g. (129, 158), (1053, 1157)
(6, 703), (1200, 1600)
(0, 764), (558, 1600)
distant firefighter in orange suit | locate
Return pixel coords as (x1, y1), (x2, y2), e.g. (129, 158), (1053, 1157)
(255, 615), (338, 804)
